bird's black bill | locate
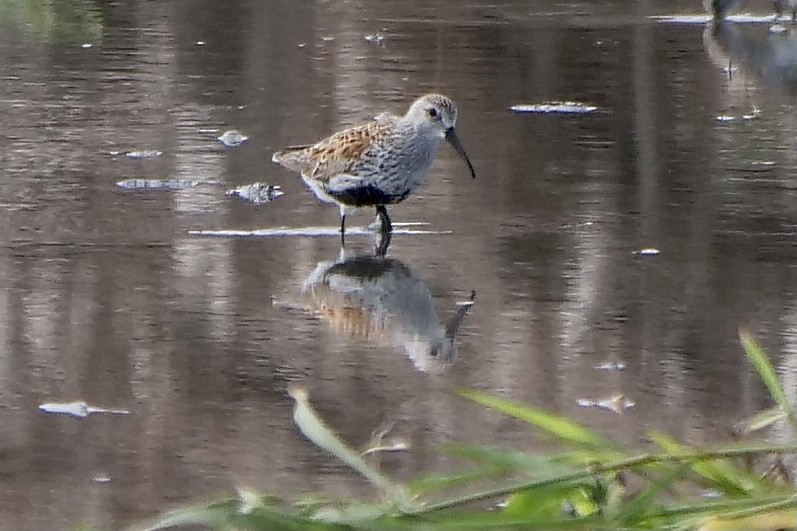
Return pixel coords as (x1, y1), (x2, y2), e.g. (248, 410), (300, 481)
(445, 128), (477, 179)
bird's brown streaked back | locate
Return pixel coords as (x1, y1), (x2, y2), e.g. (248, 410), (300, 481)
(272, 117), (397, 184)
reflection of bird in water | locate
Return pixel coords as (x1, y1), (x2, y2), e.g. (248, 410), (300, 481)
(705, 0), (744, 20)
(775, 0), (797, 21)
(707, 0), (797, 20)
(272, 94), (476, 237)
(704, 20), (797, 93)
(300, 252), (474, 373)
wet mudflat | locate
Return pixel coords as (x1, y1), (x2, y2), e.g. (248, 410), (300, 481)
(1, 1), (796, 529)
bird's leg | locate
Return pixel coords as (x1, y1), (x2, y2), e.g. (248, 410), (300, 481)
(374, 230), (392, 257)
(774, 0), (784, 19)
(339, 210), (347, 246)
(711, 0), (723, 20)
(375, 205), (392, 233)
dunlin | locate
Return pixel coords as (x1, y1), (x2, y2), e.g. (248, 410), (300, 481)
(272, 94), (476, 235)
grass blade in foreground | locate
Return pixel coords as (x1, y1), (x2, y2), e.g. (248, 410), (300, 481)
(734, 407), (789, 436)
(648, 432), (766, 496)
(458, 389), (619, 453)
(698, 496), (797, 531)
(128, 498), (237, 531)
(739, 330), (797, 429)
(130, 334), (797, 531)
(288, 386), (414, 511)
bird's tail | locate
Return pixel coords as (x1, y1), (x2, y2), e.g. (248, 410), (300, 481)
(272, 144), (311, 172)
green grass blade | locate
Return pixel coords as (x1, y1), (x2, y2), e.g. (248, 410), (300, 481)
(659, 495), (797, 520)
(648, 432), (765, 495)
(614, 463), (687, 526)
(288, 387), (414, 510)
(441, 444), (579, 477)
(405, 510), (609, 530)
(126, 498), (237, 531)
(733, 407), (789, 436)
(410, 468), (509, 496)
(503, 479), (603, 519)
(459, 389), (620, 452)
(697, 495), (797, 531)
(232, 510), (338, 531)
(739, 331), (797, 429)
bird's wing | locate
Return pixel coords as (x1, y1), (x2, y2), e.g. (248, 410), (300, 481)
(272, 114), (399, 183)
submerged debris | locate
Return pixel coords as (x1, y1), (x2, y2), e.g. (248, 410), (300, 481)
(769, 23), (789, 34)
(742, 107), (762, 120)
(633, 248), (660, 256)
(362, 421), (409, 456)
(713, 107), (761, 123)
(650, 14), (712, 24)
(576, 394), (635, 414)
(653, 14), (778, 24)
(116, 178), (201, 190)
(510, 102), (598, 114)
(226, 183), (284, 204)
(364, 29), (387, 46)
(218, 130), (249, 147)
(38, 400), (130, 419)
(361, 440), (410, 455)
(594, 361), (627, 371)
(126, 150), (163, 159)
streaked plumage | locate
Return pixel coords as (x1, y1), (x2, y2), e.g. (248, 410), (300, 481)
(272, 94), (476, 234)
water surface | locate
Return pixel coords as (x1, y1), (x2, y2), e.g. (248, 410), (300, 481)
(1, 1), (796, 529)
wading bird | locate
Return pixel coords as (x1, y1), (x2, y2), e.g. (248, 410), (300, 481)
(272, 94), (476, 236)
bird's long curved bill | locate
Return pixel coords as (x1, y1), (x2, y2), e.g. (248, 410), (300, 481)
(445, 128), (476, 179)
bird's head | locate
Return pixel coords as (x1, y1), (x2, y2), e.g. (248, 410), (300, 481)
(405, 94), (476, 179)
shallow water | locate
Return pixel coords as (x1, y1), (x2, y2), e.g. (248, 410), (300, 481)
(1, 1), (797, 529)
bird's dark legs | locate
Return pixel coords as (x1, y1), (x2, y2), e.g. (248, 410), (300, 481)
(374, 230), (391, 256)
(339, 213), (346, 245)
(372, 205), (392, 256)
(711, 0), (722, 20)
(375, 205), (392, 233)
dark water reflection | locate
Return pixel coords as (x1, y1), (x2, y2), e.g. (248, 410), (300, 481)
(297, 248), (474, 373)
(1, 0), (796, 529)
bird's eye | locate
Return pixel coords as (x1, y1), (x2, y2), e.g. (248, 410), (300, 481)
(427, 108), (438, 118)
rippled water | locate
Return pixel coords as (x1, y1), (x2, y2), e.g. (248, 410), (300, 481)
(1, 1), (796, 529)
